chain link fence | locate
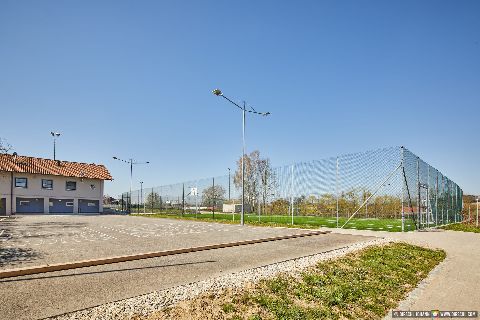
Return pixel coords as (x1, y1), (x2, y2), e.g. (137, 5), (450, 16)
(121, 146), (463, 231)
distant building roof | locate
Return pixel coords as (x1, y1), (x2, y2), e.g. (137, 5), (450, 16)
(0, 153), (112, 180)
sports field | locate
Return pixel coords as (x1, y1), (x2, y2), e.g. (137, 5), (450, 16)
(134, 212), (417, 232)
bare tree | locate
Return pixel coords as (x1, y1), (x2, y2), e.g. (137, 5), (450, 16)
(234, 150), (276, 212)
(258, 158), (277, 214)
(146, 192), (162, 208)
(0, 138), (13, 154)
(202, 185), (226, 207)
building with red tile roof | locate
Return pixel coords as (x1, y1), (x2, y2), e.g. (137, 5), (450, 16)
(0, 153), (112, 215)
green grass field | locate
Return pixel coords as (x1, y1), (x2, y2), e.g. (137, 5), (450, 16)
(144, 243), (446, 320)
(440, 222), (480, 233)
(133, 212), (417, 232)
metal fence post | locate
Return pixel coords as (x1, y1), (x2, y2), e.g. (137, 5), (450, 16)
(435, 170), (439, 226)
(477, 199), (479, 227)
(442, 177), (444, 225)
(427, 165), (430, 227)
(212, 177), (215, 219)
(291, 163), (294, 225)
(401, 147), (405, 232)
(336, 157), (339, 228)
(451, 181), (454, 223)
(417, 157), (421, 229)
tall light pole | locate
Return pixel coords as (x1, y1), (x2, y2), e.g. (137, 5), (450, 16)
(113, 156), (149, 213)
(228, 168), (231, 201)
(213, 89), (270, 225)
(50, 131), (61, 160)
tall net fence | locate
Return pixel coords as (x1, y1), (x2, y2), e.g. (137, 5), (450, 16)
(122, 146), (463, 231)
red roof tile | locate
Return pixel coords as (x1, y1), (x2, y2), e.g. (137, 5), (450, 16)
(0, 153), (112, 180)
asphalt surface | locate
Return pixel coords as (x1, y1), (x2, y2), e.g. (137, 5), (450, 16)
(0, 215), (327, 269)
(0, 215), (373, 320)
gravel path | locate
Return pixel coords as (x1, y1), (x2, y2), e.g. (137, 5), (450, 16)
(48, 238), (391, 320)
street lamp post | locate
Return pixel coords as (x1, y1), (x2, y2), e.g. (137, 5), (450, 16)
(213, 89), (270, 226)
(50, 131), (61, 160)
(113, 156), (149, 214)
(228, 168), (231, 201)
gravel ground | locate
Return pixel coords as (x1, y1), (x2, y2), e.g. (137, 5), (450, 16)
(48, 237), (392, 320)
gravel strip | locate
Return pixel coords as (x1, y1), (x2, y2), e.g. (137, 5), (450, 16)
(48, 237), (393, 320)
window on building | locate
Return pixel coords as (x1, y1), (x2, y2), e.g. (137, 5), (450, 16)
(66, 202), (74, 207)
(15, 178), (28, 188)
(42, 179), (53, 190)
(66, 181), (77, 191)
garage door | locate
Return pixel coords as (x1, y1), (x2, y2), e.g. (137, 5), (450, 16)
(16, 197), (44, 214)
(0, 198), (6, 215)
(78, 199), (99, 213)
(49, 198), (74, 214)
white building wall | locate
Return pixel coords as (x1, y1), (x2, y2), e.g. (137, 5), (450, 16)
(0, 171), (105, 215)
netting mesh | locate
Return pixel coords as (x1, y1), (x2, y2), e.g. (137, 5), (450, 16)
(121, 146), (463, 230)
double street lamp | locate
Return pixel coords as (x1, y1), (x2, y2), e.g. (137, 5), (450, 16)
(50, 131), (61, 160)
(212, 89), (270, 225)
(113, 156), (149, 213)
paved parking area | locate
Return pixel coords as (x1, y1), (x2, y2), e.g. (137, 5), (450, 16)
(0, 215), (318, 269)
(0, 215), (374, 320)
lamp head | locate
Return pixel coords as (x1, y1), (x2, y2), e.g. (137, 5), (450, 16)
(212, 89), (223, 96)
(113, 156), (118, 160)
(51, 131), (61, 137)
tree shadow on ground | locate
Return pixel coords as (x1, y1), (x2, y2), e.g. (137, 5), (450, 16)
(0, 247), (43, 268)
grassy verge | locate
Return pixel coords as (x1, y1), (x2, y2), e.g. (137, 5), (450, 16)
(131, 213), (416, 232)
(140, 243), (445, 320)
(440, 222), (480, 233)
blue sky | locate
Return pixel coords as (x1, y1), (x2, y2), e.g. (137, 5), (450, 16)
(1, 0), (479, 196)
